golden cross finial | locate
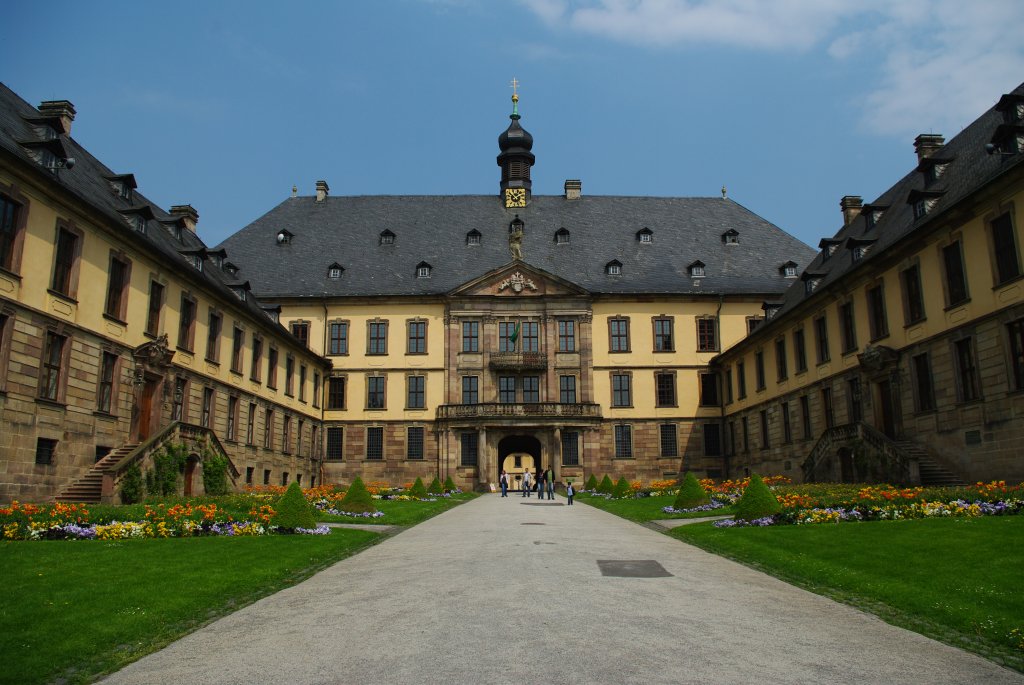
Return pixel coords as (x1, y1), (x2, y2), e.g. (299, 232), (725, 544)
(510, 77), (520, 96)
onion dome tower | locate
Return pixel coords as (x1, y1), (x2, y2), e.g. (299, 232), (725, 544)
(497, 81), (535, 208)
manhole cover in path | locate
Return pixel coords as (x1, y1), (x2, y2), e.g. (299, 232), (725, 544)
(597, 560), (673, 578)
(521, 522), (546, 525)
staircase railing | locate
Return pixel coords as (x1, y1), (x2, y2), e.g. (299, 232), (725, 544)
(802, 421), (915, 483)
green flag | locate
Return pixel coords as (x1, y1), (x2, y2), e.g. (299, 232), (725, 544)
(509, 321), (520, 345)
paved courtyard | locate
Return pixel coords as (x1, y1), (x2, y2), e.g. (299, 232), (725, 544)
(101, 494), (1023, 684)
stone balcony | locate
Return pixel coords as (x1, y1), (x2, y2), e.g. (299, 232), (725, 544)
(436, 402), (602, 422)
(488, 351), (548, 371)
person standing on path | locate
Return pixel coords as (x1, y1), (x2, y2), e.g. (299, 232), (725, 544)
(546, 468), (555, 500)
(522, 470), (531, 497)
(566, 481), (574, 505)
(499, 470), (508, 497)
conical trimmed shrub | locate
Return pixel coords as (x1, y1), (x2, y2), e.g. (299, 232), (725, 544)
(427, 477), (443, 494)
(584, 474), (599, 491)
(732, 474), (782, 521)
(271, 481), (318, 530)
(596, 475), (614, 494)
(339, 476), (377, 513)
(673, 472), (710, 509)
(410, 477), (428, 498)
(444, 475), (457, 492)
(611, 476), (632, 498)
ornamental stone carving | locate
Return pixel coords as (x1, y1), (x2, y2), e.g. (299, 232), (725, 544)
(498, 272), (538, 294)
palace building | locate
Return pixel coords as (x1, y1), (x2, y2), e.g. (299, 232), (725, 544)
(2, 80), (1022, 501)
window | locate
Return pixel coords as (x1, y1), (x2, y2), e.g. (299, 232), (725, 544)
(1008, 319), (1024, 391)
(800, 395), (812, 439)
(172, 377), (187, 421)
(36, 437), (57, 465)
(367, 376), (386, 409)
(416, 263), (431, 278)
(754, 350), (766, 390)
(329, 321), (349, 355)
(281, 472), (289, 486)
(991, 212), (1021, 285)
(407, 427), (424, 460)
(247, 403), (256, 444)
(231, 326), (244, 374)
(97, 351), (117, 414)
(775, 338), (788, 381)
(263, 469), (271, 485)
(250, 336), (263, 381)
(955, 337), (980, 402)
(0, 192), (25, 273)
(327, 376), (346, 409)
(699, 372), (719, 406)
(462, 376), (479, 404)
(462, 321), (479, 352)
(737, 361), (747, 399)
(781, 402), (792, 444)
(227, 396), (238, 441)
(522, 376), (539, 403)
(653, 317), (674, 352)
(839, 301), (857, 353)
(379, 230), (395, 245)
(724, 368), (733, 404)
(901, 264), (926, 324)
(609, 317), (630, 352)
(606, 261), (622, 276)
(178, 295), (196, 351)
(298, 364), (307, 402)
(284, 355), (295, 396)
(367, 427), (383, 459)
(522, 321), (539, 352)
(407, 320), (426, 354)
(559, 375), (576, 403)
(614, 425), (632, 458)
(794, 329), (807, 373)
(759, 410), (770, 449)
(741, 416), (749, 452)
(460, 432), (478, 466)
(499, 376), (516, 403)
(368, 320), (388, 355)
(51, 225), (80, 297)
(612, 373), (632, 407)
(267, 347), (279, 389)
(747, 317), (764, 334)
(245, 467), (254, 485)
(206, 310), (222, 363)
(689, 261), (705, 277)
(201, 387), (214, 428)
(555, 228), (570, 245)
(499, 321), (518, 352)
(328, 264), (343, 279)
(146, 281), (164, 337)
(558, 320), (576, 352)
(655, 372), (676, 407)
(326, 427), (344, 460)
(847, 377), (863, 422)
(407, 375), (425, 408)
(639, 229), (653, 244)
(822, 387), (835, 429)
(696, 318), (718, 352)
(282, 416), (292, 453)
(103, 253), (130, 321)
(814, 315), (830, 364)
(290, 321), (309, 348)
(703, 424), (721, 457)
(313, 372), (320, 408)
(942, 241), (969, 306)
(561, 431), (579, 465)
(660, 424), (678, 457)
(466, 230), (481, 246)
(867, 284), (889, 340)
(39, 331), (67, 401)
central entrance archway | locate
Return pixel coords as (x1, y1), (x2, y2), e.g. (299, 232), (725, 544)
(498, 435), (541, 492)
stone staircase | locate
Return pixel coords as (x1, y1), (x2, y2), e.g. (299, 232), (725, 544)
(53, 443), (138, 503)
(894, 441), (966, 486)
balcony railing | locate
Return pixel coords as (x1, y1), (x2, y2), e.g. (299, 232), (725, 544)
(437, 402), (601, 421)
(488, 351), (548, 371)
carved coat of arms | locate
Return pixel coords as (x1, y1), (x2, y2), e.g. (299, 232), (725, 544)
(498, 272), (538, 294)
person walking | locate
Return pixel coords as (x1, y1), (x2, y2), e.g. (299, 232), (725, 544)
(566, 481), (575, 505)
(522, 469), (532, 497)
(499, 470), (508, 497)
(546, 468), (555, 500)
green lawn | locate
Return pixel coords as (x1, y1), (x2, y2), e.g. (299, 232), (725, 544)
(672, 516), (1024, 672)
(318, 492), (479, 526)
(576, 493), (733, 522)
(0, 530), (380, 685)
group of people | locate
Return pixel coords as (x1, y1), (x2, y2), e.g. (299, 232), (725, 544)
(498, 468), (574, 504)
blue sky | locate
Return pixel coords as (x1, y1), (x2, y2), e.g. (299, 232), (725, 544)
(3, 1), (1023, 248)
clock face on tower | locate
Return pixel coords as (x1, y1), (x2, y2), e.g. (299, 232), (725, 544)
(504, 188), (527, 208)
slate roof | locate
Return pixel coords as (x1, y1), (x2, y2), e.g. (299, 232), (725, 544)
(218, 193), (817, 299)
(0, 82), (317, 356)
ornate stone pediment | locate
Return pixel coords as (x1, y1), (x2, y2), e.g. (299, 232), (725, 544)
(858, 344), (899, 375)
(133, 334), (175, 370)
(449, 262), (589, 298)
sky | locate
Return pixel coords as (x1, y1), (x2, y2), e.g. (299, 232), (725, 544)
(3, 1), (1023, 249)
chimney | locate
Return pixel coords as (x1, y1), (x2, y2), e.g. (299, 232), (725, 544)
(914, 134), (945, 163)
(840, 195), (863, 225)
(38, 100), (76, 135)
(564, 179), (581, 200)
(169, 204), (199, 233)
(315, 180), (329, 203)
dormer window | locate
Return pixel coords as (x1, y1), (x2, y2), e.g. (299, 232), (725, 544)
(327, 263), (343, 279)
(133, 214), (147, 233)
(416, 262), (432, 278)
(722, 229), (739, 245)
(780, 261), (798, 278)
(466, 230), (481, 246)
(862, 204), (888, 231)
(263, 306), (280, 324)
(819, 239), (841, 261)
(996, 93), (1024, 124)
(802, 271), (826, 297)
(688, 260), (705, 278)
(233, 287), (247, 302)
(192, 255), (203, 272)
(380, 230), (395, 245)
(606, 260), (622, 276)
(637, 227), (653, 244)
(105, 174), (137, 203)
(555, 228), (570, 245)
(276, 229), (293, 245)
(908, 190), (943, 220)
(171, 223), (183, 241)
(223, 261), (238, 276)
(763, 301), (783, 319)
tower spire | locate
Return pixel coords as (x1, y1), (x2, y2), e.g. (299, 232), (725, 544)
(498, 79), (535, 206)
(510, 77), (520, 118)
